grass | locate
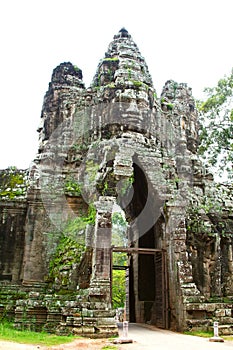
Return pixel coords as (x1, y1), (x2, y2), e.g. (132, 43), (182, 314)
(224, 336), (233, 341)
(184, 330), (213, 338)
(0, 321), (76, 346)
(184, 330), (233, 341)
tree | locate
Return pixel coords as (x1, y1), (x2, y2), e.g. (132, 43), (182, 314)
(112, 270), (126, 309)
(111, 210), (128, 309)
(198, 69), (233, 180)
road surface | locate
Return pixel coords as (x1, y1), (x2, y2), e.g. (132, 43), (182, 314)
(117, 323), (233, 349)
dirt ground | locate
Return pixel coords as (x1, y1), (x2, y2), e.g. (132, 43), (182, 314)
(0, 338), (114, 350)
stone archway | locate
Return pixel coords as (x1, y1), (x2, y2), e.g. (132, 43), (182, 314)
(111, 159), (169, 328)
(111, 247), (168, 328)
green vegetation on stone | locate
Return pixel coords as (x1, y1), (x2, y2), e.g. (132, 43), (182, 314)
(73, 65), (80, 72)
(167, 103), (173, 110)
(102, 57), (119, 62)
(106, 82), (116, 88)
(48, 204), (96, 286)
(132, 80), (142, 88)
(0, 166), (27, 199)
(186, 195), (228, 238)
(64, 180), (82, 196)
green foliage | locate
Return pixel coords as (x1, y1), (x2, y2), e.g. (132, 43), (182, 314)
(198, 68), (233, 179)
(102, 57), (119, 62)
(132, 80), (142, 88)
(111, 211), (128, 308)
(0, 166), (27, 199)
(64, 180), (82, 196)
(0, 321), (75, 345)
(186, 196), (227, 238)
(73, 65), (80, 72)
(112, 211), (127, 226)
(167, 103), (173, 111)
(83, 203), (96, 224)
(112, 270), (126, 309)
(112, 211), (128, 247)
(160, 98), (174, 111)
(49, 233), (85, 285)
(70, 142), (88, 153)
(106, 82), (116, 88)
(48, 205), (96, 285)
(112, 252), (127, 267)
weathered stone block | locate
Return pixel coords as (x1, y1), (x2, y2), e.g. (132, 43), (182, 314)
(97, 317), (116, 325)
(225, 309), (232, 317)
(82, 317), (97, 325)
(93, 309), (116, 318)
(71, 326), (83, 334)
(72, 317), (82, 326)
(215, 309), (226, 317)
(81, 326), (95, 334)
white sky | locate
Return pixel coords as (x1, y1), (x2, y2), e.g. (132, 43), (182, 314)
(0, 0), (232, 169)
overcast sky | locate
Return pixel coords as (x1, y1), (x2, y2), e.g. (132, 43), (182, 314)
(0, 0), (232, 169)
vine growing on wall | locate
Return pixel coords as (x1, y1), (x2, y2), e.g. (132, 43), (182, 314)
(186, 196), (227, 238)
(48, 204), (96, 287)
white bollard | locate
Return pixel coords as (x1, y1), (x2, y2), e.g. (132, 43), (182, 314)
(209, 321), (224, 342)
(122, 321), (129, 339)
(213, 321), (219, 338)
(113, 319), (133, 344)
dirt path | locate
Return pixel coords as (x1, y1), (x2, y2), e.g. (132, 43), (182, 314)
(0, 338), (111, 350)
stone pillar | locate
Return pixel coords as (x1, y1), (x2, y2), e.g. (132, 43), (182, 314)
(22, 200), (48, 283)
(166, 201), (192, 330)
(89, 196), (115, 305)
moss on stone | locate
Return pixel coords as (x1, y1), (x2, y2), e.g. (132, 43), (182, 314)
(48, 205), (96, 287)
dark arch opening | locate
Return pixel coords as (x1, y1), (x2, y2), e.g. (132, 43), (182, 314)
(124, 160), (168, 327)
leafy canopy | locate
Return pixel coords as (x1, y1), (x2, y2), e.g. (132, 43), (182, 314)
(198, 69), (233, 180)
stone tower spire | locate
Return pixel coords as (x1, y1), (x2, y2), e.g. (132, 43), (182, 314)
(92, 28), (153, 88)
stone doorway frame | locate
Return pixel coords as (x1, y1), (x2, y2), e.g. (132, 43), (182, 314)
(111, 247), (169, 329)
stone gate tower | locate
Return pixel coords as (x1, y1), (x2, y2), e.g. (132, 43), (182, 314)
(0, 28), (233, 336)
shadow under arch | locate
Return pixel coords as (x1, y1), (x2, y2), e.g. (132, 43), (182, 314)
(120, 156), (169, 328)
